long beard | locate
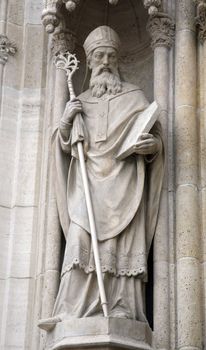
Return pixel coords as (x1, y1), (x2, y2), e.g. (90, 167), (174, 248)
(89, 66), (122, 98)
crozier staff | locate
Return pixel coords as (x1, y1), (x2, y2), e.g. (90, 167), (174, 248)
(54, 51), (109, 317)
(39, 25), (164, 331)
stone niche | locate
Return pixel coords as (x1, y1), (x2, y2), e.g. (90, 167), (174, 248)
(43, 1), (155, 350)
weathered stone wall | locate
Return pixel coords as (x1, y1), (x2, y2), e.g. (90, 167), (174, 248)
(0, 0), (206, 350)
(0, 1), (48, 349)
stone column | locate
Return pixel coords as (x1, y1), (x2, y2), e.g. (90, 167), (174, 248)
(195, 1), (206, 347)
(39, 27), (76, 338)
(147, 12), (175, 350)
(175, 1), (202, 350)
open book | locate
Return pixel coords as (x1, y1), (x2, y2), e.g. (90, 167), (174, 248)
(115, 101), (159, 160)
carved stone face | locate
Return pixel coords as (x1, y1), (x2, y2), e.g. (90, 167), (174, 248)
(88, 46), (119, 74)
(88, 46), (122, 97)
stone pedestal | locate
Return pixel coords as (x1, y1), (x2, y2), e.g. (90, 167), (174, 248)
(45, 318), (153, 350)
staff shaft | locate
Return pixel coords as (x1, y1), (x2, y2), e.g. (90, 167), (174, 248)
(69, 79), (108, 317)
(77, 141), (108, 317)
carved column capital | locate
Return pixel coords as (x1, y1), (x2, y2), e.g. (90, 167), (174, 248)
(147, 13), (175, 50)
(51, 29), (76, 56)
(0, 34), (17, 65)
(195, 0), (206, 43)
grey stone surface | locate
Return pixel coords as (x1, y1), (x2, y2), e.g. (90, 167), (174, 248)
(0, 1), (206, 350)
(46, 318), (152, 350)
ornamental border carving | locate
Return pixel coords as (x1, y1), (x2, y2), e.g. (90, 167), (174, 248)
(42, 0), (163, 34)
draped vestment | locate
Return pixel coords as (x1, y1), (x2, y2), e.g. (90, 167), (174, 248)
(52, 83), (164, 320)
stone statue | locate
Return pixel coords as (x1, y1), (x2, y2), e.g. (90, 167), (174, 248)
(39, 25), (164, 331)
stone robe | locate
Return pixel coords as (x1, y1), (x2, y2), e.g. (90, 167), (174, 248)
(52, 82), (164, 320)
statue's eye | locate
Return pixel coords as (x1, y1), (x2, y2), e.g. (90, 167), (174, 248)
(94, 53), (103, 59)
(109, 54), (117, 60)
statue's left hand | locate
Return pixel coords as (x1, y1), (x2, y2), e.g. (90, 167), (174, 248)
(133, 133), (161, 155)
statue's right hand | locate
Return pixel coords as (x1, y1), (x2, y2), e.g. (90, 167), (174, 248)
(61, 99), (83, 125)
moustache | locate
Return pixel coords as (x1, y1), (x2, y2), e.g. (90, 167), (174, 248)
(92, 65), (116, 77)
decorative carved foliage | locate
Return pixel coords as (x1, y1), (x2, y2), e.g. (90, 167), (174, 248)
(143, 0), (162, 16)
(51, 30), (76, 56)
(0, 34), (17, 65)
(147, 13), (175, 50)
(195, 0), (206, 43)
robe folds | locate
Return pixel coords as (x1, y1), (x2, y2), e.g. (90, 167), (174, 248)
(52, 82), (164, 319)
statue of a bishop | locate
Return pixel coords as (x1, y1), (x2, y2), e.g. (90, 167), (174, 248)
(39, 25), (164, 330)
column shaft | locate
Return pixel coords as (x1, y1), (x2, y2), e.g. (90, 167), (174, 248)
(199, 35), (206, 350)
(153, 45), (170, 350)
(39, 31), (73, 349)
(147, 11), (175, 348)
(0, 0), (7, 32)
(41, 67), (69, 320)
(175, 1), (202, 350)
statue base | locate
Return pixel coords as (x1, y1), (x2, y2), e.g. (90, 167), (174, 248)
(45, 317), (153, 350)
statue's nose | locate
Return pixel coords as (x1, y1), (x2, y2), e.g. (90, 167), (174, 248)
(103, 55), (109, 65)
